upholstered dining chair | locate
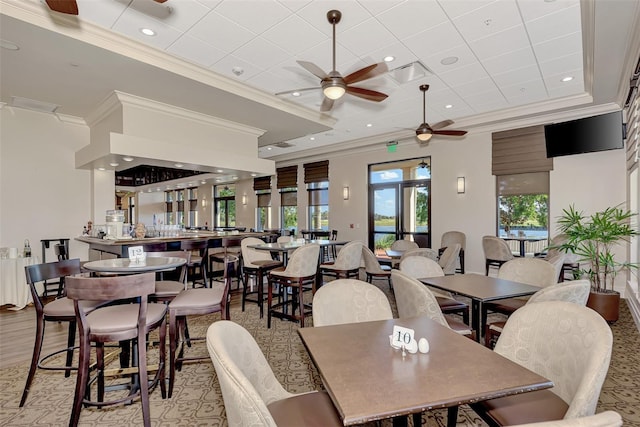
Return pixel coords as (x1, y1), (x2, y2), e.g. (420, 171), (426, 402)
(312, 279), (392, 327)
(145, 250), (191, 303)
(267, 243), (320, 328)
(398, 256), (470, 327)
(361, 246), (392, 289)
(240, 237), (283, 318)
(20, 259), (100, 407)
(438, 243), (461, 275)
(484, 279), (591, 348)
(207, 320), (342, 427)
(482, 235), (514, 275)
(391, 239), (419, 252)
(470, 301), (613, 426)
(510, 411), (622, 427)
(440, 231), (466, 273)
(399, 248), (439, 263)
(319, 240), (363, 280)
(65, 273), (167, 427)
(180, 239), (209, 288)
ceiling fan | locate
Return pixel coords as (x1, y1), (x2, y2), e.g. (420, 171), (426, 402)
(277, 10), (389, 112)
(414, 84), (467, 143)
(44, 0), (168, 15)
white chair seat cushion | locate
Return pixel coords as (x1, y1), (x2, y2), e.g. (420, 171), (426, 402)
(86, 303), (167, 334)
(154, 280), (185, 296)
(169, 288), (225, 311)
(43, 297), (104, 317)
(320, 263), (357, 271)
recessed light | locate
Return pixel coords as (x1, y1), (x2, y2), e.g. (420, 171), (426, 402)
(140, 28), (156, 36)
(1, 39), (19, 50)
(174, 163), (184, 168)
(292, 92), (301, 97)
(123, 156), (134, 162)
(310, 137), (315, 141)
(201, 180), (207, 184)
(109, 162), (119, 167)
(232, 176), (238, 180)
(561, 76), (574, 82)
(250, 173), (257, 177)
(147, 189), (153, 192)
(441, 56), (459, 66)
(445, 104), (453, 109)
(267, 147), (273, 150)
(98, 167), (105, 171)
(366, 123), (373, 127)
(384, 56), (395, 62)
(216, 169), (224, 173)
(215, 178), (222, 182)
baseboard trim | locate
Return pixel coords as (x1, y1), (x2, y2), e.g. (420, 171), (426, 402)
(624, 281), (640, 332)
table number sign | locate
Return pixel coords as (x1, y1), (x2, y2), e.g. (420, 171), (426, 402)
(391, 325), (415, 349)
(128, 246), (146, 262)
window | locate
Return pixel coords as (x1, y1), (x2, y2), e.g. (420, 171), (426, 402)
(188, 187), (197, 228)
(277, 166), (299, 235)
(256, 190), (271, 231)
(308, 182), (328, 230)
(214, 185), (236, 228)
(175, 190), (185, 227)
(165, 191), (174, 225)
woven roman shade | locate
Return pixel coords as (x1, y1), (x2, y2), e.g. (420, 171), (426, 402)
(277, 166), (298, 189)
(257, 193), (271, 207)
(497, 172), (549, 196)
(281, 191), (297, 206)
(177, 200), (184, 212)
(253, 176), (272, 191)
(492, 125), (553, 176)
(303, 160), (329, 183)
(189, 199), (198, 211)
(165, 202), (173, 213)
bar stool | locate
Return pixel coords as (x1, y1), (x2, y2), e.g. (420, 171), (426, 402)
(180, 239), (209, 288)
(209, 236), (243, 290)
(65, 273), (167, 427)
(145, 251), (190, 303)
(241, 237), (283, 317)
(267, 243), (320, 328)
(319, 241), (363, 281)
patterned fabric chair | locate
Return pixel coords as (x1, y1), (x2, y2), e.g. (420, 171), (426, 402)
(361, 246), (392, 289)
(484, 279), (591, 348)
(398, 257), (470, 327)
(240, 237), (283, 318)
(482, 235), (514, 275)
(440, 231), (466, 273)
(312, 279), (392, 327)
(399, 248), (439, 263)
(510, 411), (622, 427)
(471, 301), (613, 426)
(438, 243), (461, 275)
(267, 243), (320, 328)
(546, 234), (580, 281)
(391, 239), (419, 252)
(206, 321), (342, 427)
(320, 241), (363, 280)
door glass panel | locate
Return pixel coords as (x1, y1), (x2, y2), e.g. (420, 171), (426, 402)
(402, 185), (429, 233)
(373, 187), (397, 255)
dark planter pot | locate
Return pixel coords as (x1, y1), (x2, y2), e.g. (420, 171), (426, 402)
(586, 290), (620, 323)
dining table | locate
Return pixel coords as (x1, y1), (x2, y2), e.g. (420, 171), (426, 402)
(0, 256), (39, 310)
(298, 315), (553, 427)
(501, 236), (548, 257)
(248, 239), (347, 266)
(419, 273), (541, 342)
(82, 256), (187, 274)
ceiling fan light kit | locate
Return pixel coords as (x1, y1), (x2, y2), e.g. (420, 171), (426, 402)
(414, 84), (467, 143)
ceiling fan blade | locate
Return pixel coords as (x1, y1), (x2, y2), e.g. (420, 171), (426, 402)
(432, 129), (468, 136)
(275, 87), (321, 96)
(320, 97), (335, 112)
(297, 61), (328, 80)
(430, 119), (455, 130)
(343, 62), (389, 85)
(345, 86), (388, 102)
(45, 0), (78, 15)
(153, 0), (169, 2)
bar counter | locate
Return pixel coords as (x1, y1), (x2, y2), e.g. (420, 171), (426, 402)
(76, 231), (273, 258)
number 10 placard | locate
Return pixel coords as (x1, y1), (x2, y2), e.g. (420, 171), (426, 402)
(391, 325), (415, 349)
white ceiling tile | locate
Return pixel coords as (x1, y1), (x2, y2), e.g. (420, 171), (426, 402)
(366, 42), (419, 71)
(481, 47), (536, 76)
(538, 53), (583, 79)
(525, 4), (581, 45)
(402, 21), (466, 59)
(232, 38), (291, 71)
(194, 0), (223, 10)
(128, 0), (210, 32)
(112, 9), (183, 50)
(167, 34), (227, 68)
(358, 0), (406, 16)
(75, 0), (130, 29)
(463, 89), (509, 112)
(517, 0), (579, 23)
(438, 62), (490, 88)
(210, 54), (263, 82)
(376, 1), (449, 40)
(424, 45), (483, 75)
(501, 78), (547, 101)
(261, 15), (326, 56)
(436, 0), (497, 19)
(278, 0), (314, 13)
(468, 24), (530, 60)
(296, 40), (358, 74)
(547, 80), (586, 99)
(341, 18), (397, 57)
(452, 0), (522, 41)
(296, 1), (371, 36)
(213, 0), (292, 34)
(493, 64), (542, 87)
(452, 77), (500, 97)
(543, 69), (584, 90)
(533, 31), (582, 63)
(188, 11), (256, 53)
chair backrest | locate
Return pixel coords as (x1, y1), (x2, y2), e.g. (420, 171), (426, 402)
(497, 257), (558, 288)
(527, 280), (590, 305)
(54, 243), (69, 261)
(145, 250), (190, 284)
(241, 237), (273, 266)
(399, 248), (439, 262)
(361, 246), (385, 274)
(330, 230), (338, 241)
(276, 235), (292, 244)
(180, 238), (208, 252)
(25, 258), (82, 311)
(390, 239), (419, 251)
(312, 279), (392, 327)
(390, 271), (448, 327)
(441, 231), (466, 250)
(548, 233), (579, 264)
(332, 241), (363, 270)
(207, 321), (291, 427)
(495, 301), (613, 418)
(509, 411), (622, 427)
(482, 236), (514, 262)
(399, 256), (444, 279)
(438, 244), (461, 275)
(283, 243), (320, 277)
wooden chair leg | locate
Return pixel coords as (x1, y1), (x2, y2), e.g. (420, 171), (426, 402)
(70, 334), (91, 427)
(20, 314), (45, 407)
(65, 322), (76, 377)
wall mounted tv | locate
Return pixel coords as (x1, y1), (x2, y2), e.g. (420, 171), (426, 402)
(544, 110), (625, 158)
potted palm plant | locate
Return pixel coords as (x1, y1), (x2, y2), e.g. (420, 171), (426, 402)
(554, 204), (638, 322)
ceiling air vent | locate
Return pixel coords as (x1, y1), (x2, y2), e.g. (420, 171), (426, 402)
(388, 61), (432, 85)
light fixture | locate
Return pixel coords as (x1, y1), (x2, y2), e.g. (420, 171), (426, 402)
(140, 28), (156, 36)
(292, 92), (301, 97)
(98, 167), (105, 171)
(457, 177), (465, 194)
(109, 162), (119, 167)
(322, 76), (346, 100)
(123, 156), (134, 162)
(343, 186), (350, 200)
(174, 163), (183, 168)
(242, 195), (247, 205)
(561, 76), (574, 82)
(440, 56), (459, 66)
(445, 104), (453, 109)
(384, 55), (395, 62)
(416, 129), (432, 142)
(216, 169), (223, 173)
(250, 173), (257, 177)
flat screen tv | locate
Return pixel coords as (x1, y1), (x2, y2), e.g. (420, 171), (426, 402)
(544, 110), (624, 158)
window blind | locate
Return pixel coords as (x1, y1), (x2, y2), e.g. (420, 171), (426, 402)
(492, 125), (553, 176)
(253, 176), (272, 191)
(257, 193), (271, 207)
(281, 191), (297, 206)
(277, 166), (298, 189)
(303, 160), (329, 183)
(497, 172), (549, 196)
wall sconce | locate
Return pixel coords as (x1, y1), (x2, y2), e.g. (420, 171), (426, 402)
(201, 199), (207, 208)
(457, 177), (465, 194)
(242, 195), (247, 205)
(343, 186), (350, 200)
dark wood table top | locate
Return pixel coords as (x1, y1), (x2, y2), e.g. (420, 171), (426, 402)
(298, 316), (552, 426)
(248, 240), (348, 252)
(82, 256), (186, 273)
(419, 273), (541, 302)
